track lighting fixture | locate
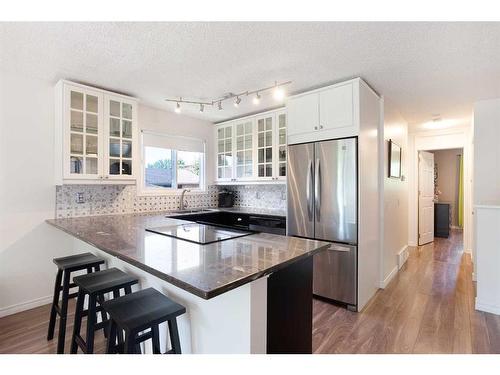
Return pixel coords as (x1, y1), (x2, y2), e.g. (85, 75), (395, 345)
(234, 96), (241, 107)
(164, 80), (291, 113)
(273, 84), (285, 101)
(252, 92), (261, 105)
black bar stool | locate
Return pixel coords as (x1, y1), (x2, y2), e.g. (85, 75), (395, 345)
(103, 288), (186, 354)
(47, 252), (105, 354)
(70, 268), (139, 354)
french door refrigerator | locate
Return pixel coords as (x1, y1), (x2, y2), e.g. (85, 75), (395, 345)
(287, 137), (358, 309)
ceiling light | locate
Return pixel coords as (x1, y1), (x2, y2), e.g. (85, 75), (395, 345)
(175, 102), (181, 114)
(273, 86), (285, 101)
(234, 96), (241, 107)
(199, 104), (204, 113)
(218, 101), (223, 110)
(252, 92), (261, 105)
(421, 117), (463, 130)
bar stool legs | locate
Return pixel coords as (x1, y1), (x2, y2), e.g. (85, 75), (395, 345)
(57, 271), (71, 354)
(167, 319), (182, 354)
(47, 269), (63, 341)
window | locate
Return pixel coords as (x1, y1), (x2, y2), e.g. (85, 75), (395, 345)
(141, 131), (205, 193)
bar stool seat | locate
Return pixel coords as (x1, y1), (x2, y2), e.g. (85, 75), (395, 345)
(47, 252), (105, 354)
(103, 288), (186, 354)
(71, 268), (139, 354)
(53, 252), (105, 271)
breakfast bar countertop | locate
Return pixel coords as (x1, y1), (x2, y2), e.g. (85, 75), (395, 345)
(46, 212), (329, 300)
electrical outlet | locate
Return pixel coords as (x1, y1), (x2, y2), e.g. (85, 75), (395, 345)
(256, 192), (260, 199)
(76, 192), (85, 204)
(281, 191), (286, 200)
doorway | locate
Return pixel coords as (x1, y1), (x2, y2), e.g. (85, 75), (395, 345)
(418, 148), (464, 245)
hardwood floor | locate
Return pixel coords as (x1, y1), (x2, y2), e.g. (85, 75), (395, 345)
(313, 230), (500, 353)
(1, 229), (499, 354)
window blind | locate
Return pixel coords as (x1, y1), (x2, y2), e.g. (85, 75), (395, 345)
(141, 130), (205, 153)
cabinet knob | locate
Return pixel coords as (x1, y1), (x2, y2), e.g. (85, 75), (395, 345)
(319, 125), (323, 129)
(105, 176), (109, 179)
(314, 126), (318, 130)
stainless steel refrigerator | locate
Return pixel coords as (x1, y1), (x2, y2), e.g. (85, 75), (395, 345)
(287, 137), (358, 309)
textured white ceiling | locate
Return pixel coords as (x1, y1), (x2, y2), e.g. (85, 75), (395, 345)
(1, 22), (500, 124)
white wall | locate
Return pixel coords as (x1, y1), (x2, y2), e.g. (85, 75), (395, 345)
(380, 98), (408, 288)
(432, 148), (463, 227)
(473, 98), (500, 205)
(0, 70), (214, 316)
(0, 71), (75, 316)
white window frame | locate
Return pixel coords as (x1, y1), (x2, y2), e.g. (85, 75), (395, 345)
(138, 130), (207, 196)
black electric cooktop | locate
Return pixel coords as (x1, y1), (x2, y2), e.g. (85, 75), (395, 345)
(145, 223), (253, 245)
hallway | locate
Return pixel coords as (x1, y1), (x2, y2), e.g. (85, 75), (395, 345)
(313, 230), (500, 353)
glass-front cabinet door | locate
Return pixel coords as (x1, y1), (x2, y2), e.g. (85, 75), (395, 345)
(275, 111), (287, 180)
(65, 85), (103, 179)
(104, 95), (136, 180)
(216, 124), (234, 181)
(256, 114), (274, 180)
(235, 119), (254, 180)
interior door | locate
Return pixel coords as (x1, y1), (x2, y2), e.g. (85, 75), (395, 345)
(418, 151), (435, 245)
(287, 143), (315, 238)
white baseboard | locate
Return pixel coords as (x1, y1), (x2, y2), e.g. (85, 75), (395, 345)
(0, 294), (52, 318)
(397, 245), (409, 270)
(379, 266), (398, 289)
(475, 298), (500, 315)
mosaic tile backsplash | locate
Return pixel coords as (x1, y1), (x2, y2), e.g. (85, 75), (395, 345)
(55, 183), (286, 218)
(223, 184), (287, 210)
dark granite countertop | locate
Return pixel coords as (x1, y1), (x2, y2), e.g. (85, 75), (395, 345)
(46, 212), (328, 300)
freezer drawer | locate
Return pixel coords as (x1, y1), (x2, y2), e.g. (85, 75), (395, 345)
(313, 244), (357, 306)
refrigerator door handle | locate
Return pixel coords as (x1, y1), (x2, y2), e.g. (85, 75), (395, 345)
(315, 157), (321, 221)
(306, 159), (313, 221)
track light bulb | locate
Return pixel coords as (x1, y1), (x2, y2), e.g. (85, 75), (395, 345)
(273, 86), (285, 101)
(253, 92), (261, 105)
(234, 96), (241, 107)
(199, 104), (204, 113)
(175, 102), (181, 113)
(218, 101), (223, 110)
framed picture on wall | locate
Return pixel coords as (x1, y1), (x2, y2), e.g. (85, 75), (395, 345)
(388, 139), (402, 178)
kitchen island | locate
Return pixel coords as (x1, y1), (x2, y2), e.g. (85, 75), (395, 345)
(46, 212), (329, 354)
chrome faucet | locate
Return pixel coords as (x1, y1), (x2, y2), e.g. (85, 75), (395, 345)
(180, 189), (191, 210)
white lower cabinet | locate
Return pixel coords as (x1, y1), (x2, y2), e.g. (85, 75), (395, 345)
(55, 80), (138, 185)
(215, 109), (287, 184)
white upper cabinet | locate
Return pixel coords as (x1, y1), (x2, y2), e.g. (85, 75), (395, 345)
(287, 92), (319, 136)
(234, 118), (254, 180)
(275, 110), (287, 180)
(104, 94), (137, 180)
(214, 108), (286, 184)
(319, 82), (353, 131)
(55, 80), (138, 185)
(216, 123), (235, 182)
(286, 79), (359, 144)
(256, 114), (274, 180)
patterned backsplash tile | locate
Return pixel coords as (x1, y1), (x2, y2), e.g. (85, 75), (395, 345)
(223, 184), (287, 210)
(55, 183), (286, 218)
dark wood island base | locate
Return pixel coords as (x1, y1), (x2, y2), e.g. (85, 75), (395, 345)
(267, 256), (313, 354)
